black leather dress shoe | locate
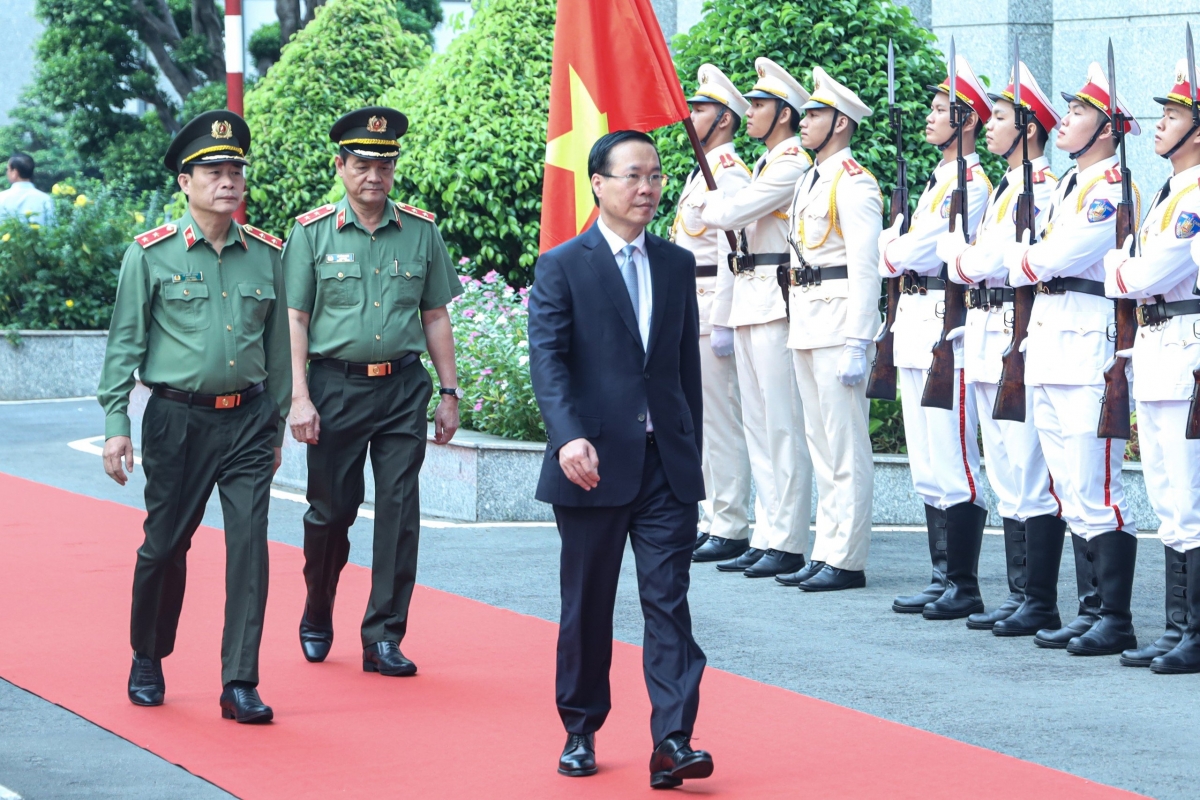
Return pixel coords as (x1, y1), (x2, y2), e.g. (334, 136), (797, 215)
(693, 532), (709, 552)
(299, 605), (333, 663)
(220, 682), (273, 724)
(693, 535), (749, 563)
(715, 547), (763, 572)
(799, 565), (866, 592)
(128, 653), (164, 707)
(363, 641), (417, 676)
(557, 732), (597, 777)
(776, 560), (824, 586)
(649, 733), (713, 789)
(744, 549), (806, 578)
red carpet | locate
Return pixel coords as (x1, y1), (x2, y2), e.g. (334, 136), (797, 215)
(0, 473), (1143, 799)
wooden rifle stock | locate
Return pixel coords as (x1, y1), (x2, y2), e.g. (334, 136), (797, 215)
(866, 183), (907, 400)
(1097, 201), (1136, 439)
(1187, 367), (1200, 439)
(992, 191), (1036, 422)
(921, 189), (966, 410)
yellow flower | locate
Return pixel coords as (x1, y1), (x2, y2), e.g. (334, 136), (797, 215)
(134, 212), (145, 224)
(74, 194), (88, 207)
(29, 223), (39, 229)
(61, 185), (75, 196)
(65, 299), (74, 308)
(1, 233), (9, 242)
(51, 183), (61, 196)
(23, 210), (33, 217)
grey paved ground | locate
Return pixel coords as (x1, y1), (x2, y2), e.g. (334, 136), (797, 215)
(0, 399), (1196, 799)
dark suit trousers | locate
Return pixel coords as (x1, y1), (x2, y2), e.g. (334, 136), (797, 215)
(553, 442), (706, 745)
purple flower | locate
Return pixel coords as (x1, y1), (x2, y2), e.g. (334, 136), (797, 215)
(483, 270), (500, 284)
(483, 290), (495, 299)
(463, 309), (476, 318)
(459, 257), (471, 266)
(473, 401), (483, 412)
(459, 275), (470, 285)
(480, 368), (493, 376)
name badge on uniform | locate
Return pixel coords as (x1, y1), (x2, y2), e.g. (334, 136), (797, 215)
(325, 253), (355, 263)
(171, 272), (203, 283)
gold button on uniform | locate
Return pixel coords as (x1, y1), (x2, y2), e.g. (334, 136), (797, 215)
(375, 301), (381, 307)
(227, 325), (233, 331)
(255, 289), (261, 295)
(376, 334), (381, 340)
(337, 272), (344, 279)
(229, 360), (235, 366)
(183, 289), (190, 296)
(222, 291), (228, 298)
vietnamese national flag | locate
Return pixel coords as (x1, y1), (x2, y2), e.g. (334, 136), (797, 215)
(538, 0), (690, 253)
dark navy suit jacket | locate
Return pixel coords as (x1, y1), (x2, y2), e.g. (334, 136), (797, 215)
(528, 222), (704, 508)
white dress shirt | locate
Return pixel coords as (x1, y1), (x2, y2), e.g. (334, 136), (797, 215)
(0, 181), (55, 226)
(596, 215), (653, 430)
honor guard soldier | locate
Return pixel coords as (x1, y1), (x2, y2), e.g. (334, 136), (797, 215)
(285, 107), (462, 677)
(776, 67), (881, 591)
(672, 65), (757, 564)
(936, 63), (1064, 632)
(1105, 61), (1200, 673)
(98, 110), (292, 722)
(878, 56), (993, 618)
(1004, 63), (1140, 655)
(698, 57), (816, 578)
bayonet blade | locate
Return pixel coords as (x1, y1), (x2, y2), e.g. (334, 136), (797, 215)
(888, 39), (896, 107)
(1012, 37), (1022, 110)
(948, 36), (958, 115)
(1107, 39), (1120, 131)
(1188, 24), (1198, 110)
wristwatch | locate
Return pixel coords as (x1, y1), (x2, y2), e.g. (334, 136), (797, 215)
(439, 387), (464, 400)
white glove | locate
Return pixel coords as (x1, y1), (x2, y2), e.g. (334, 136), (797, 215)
(836, 339), (869, 387)
(878, 213), (905, 253)
(936, 232), (971, 278)
(1101, 348), (1135, 373)
(1103, 235), (1135, 296)
(710, 325), (734, 358)
(946, 326), (966, 342)
(1004, 229), (1035, 285)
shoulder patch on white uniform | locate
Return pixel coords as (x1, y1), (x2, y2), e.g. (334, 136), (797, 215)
(1087, 198), (1117, 223)
(1176, 210), (1200, 239)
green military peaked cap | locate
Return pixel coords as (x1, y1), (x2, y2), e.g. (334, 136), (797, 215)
(163, 110), (251, 173)
(330, 106), (408, 160)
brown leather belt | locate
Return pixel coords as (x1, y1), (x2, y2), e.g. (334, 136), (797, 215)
(311, 352), (420, 377)
(695, 264), (718, 278)
(152, 381), (265, 409)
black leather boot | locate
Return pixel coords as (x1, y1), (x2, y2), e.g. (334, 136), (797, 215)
(924, 502), (986, 620)
(1122, 545), (1186, 667)
(893, 504), (948, 613)
(994, 514), (1065, 636)
(1151, 546), (1200, 674)
(1067, 532), (1137, 655)
(1035, 533), (1099, 649)
(967, 517), (1027, 630)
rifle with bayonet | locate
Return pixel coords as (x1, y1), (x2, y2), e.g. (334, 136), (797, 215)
(1183, 26), (1200, 439)
(922, 37), (970, 410)
(866, 39), (906, 401)
(1097, 39), (1137, 440)
(993, 38), (1035, 422)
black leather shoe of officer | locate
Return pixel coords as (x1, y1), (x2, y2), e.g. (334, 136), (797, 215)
(967, 518), (1027, 630)
(1034, 533), (1099, 648)
(1067, 532), (1138, 656)
(128, 653), (165, 707)
(693, 532), (709, 552)
(649, 732), (713, 789)
(1122, 544), (1187, 667)
(715, 547), (764, 572)
(893, 504), (948, 613)
(558, 732), (597, 777)
(363, 641), (418, 676)
(299, 604), (334, 663)
(744, 549), (806, 578)
(923, 502), (986, 620)
(799, 565), (866, 592)
(693, 535), (749, 563)
(219, 681), (273, 724)
(994, 514), (1065, 636)
(1151, 546), (1200, 674)
(775, 560), (824, 586)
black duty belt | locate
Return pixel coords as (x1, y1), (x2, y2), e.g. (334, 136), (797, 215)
(1035, 277), (1106, 297)
(312, 352), (420, 377)
(152, 381), (265, 410)
(899, 271), (947, 295)
(695, 264), (719, 278)
(1136, 297), (1200, 326)
(965, 286), (1015, 310)
(730, 252), (790, 274)
(787, 264), (847, 288)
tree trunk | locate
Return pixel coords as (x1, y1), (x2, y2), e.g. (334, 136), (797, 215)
(303, 0), (328, 24)
(277, 0), (302, 46)
(191, 0), (227, 83)
(128, 0), (202, 101)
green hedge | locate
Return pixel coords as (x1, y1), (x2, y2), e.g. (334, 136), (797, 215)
(244, 0), (430, 236)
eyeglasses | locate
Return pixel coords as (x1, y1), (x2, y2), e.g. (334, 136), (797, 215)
(598, 173), (667, 188)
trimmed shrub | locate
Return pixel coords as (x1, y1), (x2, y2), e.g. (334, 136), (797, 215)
(244, 0), (429, 236)
(383, 0), (555, 286)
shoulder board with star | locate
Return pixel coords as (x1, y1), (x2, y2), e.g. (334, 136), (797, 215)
(295, 204), (337, 227)
(1105, 168), (1122, 185)
(782, 146), (801, 156)
(243, 224), (283, 250)
(842, 158), (864, 177)
(135, 223), (177, 249)
(396, 202), (436, 223)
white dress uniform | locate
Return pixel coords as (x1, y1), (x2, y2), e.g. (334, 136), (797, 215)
(784, 67), (882, 578)
(700, 59), (814, 560)
(672, 131), (754, 543)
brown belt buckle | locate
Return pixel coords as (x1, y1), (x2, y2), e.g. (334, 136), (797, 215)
(215, 394), (241, 409)
(366, 362), (392, 377)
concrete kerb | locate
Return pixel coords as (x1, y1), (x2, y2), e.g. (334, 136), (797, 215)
(0, 331), (108, 401)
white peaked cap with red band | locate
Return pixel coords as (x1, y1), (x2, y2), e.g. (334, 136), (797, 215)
(988, 61), (1063, 132)
(928, 54), (993, 125)
(1153, 59), (1200, 109)
(688, 64), (751, 119)
(800, 66), (873, 124)
(1061, 62), (1141, 136)
(744, 57), (811, 114)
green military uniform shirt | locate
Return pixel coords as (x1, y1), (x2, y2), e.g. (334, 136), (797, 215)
(97, 209), (293, 445)
(283, 195), (461, 362)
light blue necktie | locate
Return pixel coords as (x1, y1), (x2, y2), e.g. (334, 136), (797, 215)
(618, 244), (639, 316)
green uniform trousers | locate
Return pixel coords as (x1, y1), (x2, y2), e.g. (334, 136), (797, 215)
(302, 359), (431, 648)
(132, 389), (277, 686)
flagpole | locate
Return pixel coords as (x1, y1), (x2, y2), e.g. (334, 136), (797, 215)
(681, 117), (739, 252)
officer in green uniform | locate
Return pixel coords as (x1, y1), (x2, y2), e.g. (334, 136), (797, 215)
(285, 106), (462, 676)
(97, 110), (292, 723)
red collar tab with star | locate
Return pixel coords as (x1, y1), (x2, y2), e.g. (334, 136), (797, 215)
(1105, 167), (1122, 185)
(183, 225), (198, 249)
(842, 158), (864, 176)
(134, 223), (177, 249)
(1032, 168), (1048, 184)
(295, 204), (337, 227)
(396, 202), (435, 222)
(336, 208), (348, 230)
(242, 224), (283, 250)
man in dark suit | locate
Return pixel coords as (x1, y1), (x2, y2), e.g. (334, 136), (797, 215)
(529, 130), (713, 790)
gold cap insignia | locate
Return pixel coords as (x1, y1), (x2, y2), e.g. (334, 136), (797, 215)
(757, 65), (766, 78)
(211, 120), (233, 139)
(367, 116), (387, 133)
(700, 70), (709, 84)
